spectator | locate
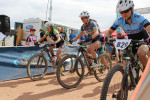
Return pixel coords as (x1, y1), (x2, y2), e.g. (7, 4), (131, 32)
(40, 29), (47, 43)
(26, 28), (37, 46)
(60, 27), (67, 41)
(56, 27), (61, 33)
(69, 30), (77, 45)
(69, 30), (76, 41)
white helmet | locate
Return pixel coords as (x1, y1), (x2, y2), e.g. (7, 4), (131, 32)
(45, 21), (54, 28)
(79, 11), (90, 17)
(116, 0), (134, 13)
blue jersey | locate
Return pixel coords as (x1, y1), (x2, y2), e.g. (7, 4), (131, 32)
(69, 34), (76, 40)
(80, 36), (85, 41)
(111, 13), (150, 40)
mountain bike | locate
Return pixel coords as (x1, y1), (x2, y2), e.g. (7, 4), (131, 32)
(27, 43), (69, 81)
(100, 39), (146, 100)
(56, 41), (112, 89)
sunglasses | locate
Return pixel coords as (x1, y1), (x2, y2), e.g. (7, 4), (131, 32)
(120, 9), (130, 14)
(81, 17), (88, 20)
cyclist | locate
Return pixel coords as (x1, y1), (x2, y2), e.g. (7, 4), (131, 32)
(116, 28), (128, 63)
(104, 0), (150, 69)
(37, 22), (65, 63)
(70, 11), (104, 67)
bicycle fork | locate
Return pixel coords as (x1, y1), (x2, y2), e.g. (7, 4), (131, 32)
(115, 60), (130, 99)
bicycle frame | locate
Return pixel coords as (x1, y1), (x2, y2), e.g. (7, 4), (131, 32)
(121, 40), (145, 92)
(74, 44), (98, 73)
(39, 44), (56, 68)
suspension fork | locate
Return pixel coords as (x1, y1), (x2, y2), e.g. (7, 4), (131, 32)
(122, 60), (130, 89)
(129, 63), (137, 87)
(117, 60), (130, 99)
(82, 52), (92, 72)
(74, 47), (87, 71)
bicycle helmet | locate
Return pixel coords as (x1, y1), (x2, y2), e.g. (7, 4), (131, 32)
(116, 0), (134, 13)
(79, 11), (90, 17)
(45, 21), (54, 28)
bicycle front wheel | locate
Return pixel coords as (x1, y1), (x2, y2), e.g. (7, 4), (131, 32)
(56, 54), (84, 89)
(27, 53), (48, 81)
(94, 54), (112, 82)
(100, 65), (127, 100)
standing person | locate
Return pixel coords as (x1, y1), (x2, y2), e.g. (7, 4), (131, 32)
(37, 22), (64, 63)
(26, 28), (37, 46)
(69, 11), (104, 67)
(69, 30), (76, 41)
(69, 30), (77, 45)
(56, 27), (61, 33)
(60, 27), (67, 41)
(116, 28), (128, 63)
(104, 0), (150, 69)
(39, 29), (47, 43)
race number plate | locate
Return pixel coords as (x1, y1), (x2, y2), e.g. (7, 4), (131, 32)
(115, 39), (131, 50)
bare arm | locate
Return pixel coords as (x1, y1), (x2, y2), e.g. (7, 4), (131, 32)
(55, 33), (61, 44)
(26, 42), (30, 46)
(145, 25), (150, 34)
(73, 32), (84, 41)
(104, 29), (115, 38)
(38, 35), (46, 42)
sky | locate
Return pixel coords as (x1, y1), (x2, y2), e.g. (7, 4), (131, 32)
(0, 0), (150, 31)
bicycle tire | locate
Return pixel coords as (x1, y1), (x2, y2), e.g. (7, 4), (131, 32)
(77, 53), (89, 76)
(100, 65), (127, 100)
(94, 54), (112, 82)
(56, 54), (84, 89)
(27, 53), (48, 81)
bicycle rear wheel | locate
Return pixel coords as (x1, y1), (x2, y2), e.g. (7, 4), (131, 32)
(100, 65), (128, 100)
(56, 54), (84, 89)
(27, 53), (48, 81)
(94, 54), (112, 82)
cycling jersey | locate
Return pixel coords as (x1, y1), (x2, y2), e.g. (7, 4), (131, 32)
(26, 34), (37, 46)
(81, 20), (103, 37)
(111, 12), (150, 40)
(45, 29), (64, 48)
(81, 20), (103, 44)
(46, 29), (59, 41)
(69, 34), (76, 40)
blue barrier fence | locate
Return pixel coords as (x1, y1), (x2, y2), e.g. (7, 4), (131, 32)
(0, 45), (79, 81)
(0, 46), (52, 81)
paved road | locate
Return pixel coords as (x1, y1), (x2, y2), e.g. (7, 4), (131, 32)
(0, 61), (133, 100)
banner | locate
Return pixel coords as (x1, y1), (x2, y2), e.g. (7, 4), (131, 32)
(0, 46), (53, 81)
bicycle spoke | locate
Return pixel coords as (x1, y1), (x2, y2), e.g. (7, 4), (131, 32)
(27, 54), (48, 81)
